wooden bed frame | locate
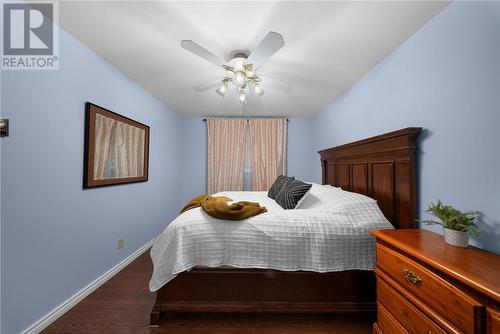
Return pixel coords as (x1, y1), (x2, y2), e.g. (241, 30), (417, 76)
(150, 127), (422, 326)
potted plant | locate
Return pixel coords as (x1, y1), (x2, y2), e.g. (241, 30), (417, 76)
(418, 200), (482, 248)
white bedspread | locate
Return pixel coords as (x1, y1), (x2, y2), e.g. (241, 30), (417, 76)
(149, 185), (393, 291)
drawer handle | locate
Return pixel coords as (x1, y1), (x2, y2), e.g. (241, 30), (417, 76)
(403, 268), (423, 285)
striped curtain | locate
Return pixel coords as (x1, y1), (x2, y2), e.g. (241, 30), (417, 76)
(115, 121), (145, 178)
(248, 118), (287, 191)
(93, 114), (116, 180)
(207, 118), (247, 194)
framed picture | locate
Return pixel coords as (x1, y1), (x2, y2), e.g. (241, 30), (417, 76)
(83, 102), (150, 188)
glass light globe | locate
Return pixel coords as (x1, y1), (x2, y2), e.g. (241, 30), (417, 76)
(216, 84), (227, 96)
(239, 92), (246, 103)
(233, 72), (246, 87)
(254, 84), (263, 96)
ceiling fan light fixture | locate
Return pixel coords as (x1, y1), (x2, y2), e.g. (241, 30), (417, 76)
(182, 31), (291, 103)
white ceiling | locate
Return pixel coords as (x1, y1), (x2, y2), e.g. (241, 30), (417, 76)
(59, 1), (448, 118)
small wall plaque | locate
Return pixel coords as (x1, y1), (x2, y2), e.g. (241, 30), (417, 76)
(0, 119), (9, 138)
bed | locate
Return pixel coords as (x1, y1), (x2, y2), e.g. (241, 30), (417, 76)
(149, 127), (422, 326)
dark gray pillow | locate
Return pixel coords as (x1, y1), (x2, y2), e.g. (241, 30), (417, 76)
(275, 179), (312, 210)
(268, 175), (294, 199)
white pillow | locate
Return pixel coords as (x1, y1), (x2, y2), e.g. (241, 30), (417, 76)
(297, 182), (376, 210)
(296, 183), (329, 209)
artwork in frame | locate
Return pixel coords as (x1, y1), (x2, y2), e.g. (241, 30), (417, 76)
(83, 102), (150, 188)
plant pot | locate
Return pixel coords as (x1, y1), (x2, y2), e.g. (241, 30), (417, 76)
(443, 228), (469, 248)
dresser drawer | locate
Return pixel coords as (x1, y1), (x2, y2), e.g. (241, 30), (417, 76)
(377, 302), (409, 334)
(378, 277), (447, 334)
(377, 243), (483, 333)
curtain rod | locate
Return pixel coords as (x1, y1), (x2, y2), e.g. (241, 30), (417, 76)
(202, 118), (289, 122)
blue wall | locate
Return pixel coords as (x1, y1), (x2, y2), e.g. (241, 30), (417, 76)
(310, 1), (500, 253)
(180, 117), (207, 201)
(286, 119), (317, 182)
(1, 27), (185, 333)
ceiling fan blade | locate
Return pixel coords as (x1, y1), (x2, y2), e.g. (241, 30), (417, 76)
(181, 40), (226, 67)
(260, 75), (293, 92)
(246, 32), (284, 70)
(194, 78), (224, 91)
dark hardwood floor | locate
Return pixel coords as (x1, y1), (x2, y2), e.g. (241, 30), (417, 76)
(43, 251), (374, 334)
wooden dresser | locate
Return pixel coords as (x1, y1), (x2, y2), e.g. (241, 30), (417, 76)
(371, 229), (500, 334)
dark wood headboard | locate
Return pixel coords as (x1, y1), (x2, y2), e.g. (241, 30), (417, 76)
(319, 128), (422, 229)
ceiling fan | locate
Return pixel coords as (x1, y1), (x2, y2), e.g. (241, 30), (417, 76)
(181, 31), (292, 104)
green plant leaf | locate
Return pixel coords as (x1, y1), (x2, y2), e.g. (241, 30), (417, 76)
(416, 200), (483, 235)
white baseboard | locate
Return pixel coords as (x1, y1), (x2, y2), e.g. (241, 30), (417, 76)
(21, 237), (157, 334)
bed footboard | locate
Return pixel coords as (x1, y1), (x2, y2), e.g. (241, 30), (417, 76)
(149, 267), (375, 326)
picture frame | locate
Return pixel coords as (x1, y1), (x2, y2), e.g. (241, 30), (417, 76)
(83, 102), (150, 188)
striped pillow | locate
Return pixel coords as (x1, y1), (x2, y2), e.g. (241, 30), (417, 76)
(268, 175), (294, 199)
(275, 179), (312, 210)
